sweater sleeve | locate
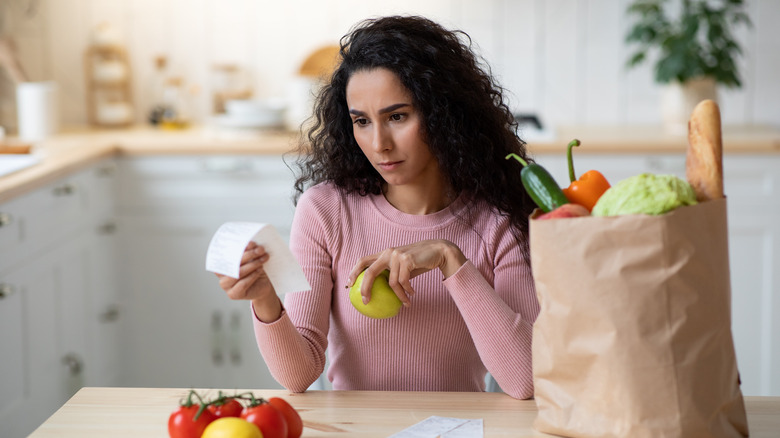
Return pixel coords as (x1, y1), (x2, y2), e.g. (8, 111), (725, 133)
(443, 220), (539, 400)
(252, 184), (338, 392)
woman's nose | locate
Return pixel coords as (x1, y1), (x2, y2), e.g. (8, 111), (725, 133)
(372, 124), (392, 152)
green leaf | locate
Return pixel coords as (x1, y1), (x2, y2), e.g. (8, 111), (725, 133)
(627, 51), (647, 67)
(626, 24), (658, 44)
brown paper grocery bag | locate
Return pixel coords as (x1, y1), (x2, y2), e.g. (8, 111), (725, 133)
(530, 199), (748, 438)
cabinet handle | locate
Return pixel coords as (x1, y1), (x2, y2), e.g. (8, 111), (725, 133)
(97, 221), (117, 235)
(0, 212), (12, 227)
(99, 304), (120, 323)
(211, 311), (224, 365)
(62, 353), (84, 376)
(53, 183), (77, 196)
(96, 163), (117, 177)
(0, 284), (16, 299)
(230, 311), (242, 366)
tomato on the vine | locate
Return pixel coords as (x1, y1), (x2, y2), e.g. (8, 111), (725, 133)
(168, 404), (217, 438)
(268, 397), (303, 438)
(241, 402), (288, 438)
(207, 397), (244, 418)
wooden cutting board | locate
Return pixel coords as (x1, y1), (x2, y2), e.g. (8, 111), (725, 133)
(298, 44), (340, 78)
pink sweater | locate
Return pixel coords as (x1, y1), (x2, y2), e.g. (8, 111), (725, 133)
(253, 183), (539, 399)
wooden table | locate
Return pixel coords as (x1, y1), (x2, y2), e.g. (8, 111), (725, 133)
(27, 387), (780, 437)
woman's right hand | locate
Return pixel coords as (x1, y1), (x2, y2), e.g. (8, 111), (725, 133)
(216, 241), (282, 322)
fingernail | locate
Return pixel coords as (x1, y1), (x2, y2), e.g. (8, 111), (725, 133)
(362, 296), (368, 305)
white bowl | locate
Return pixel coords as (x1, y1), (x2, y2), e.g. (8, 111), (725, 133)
(221, 99), (286, 129)
(225, 98), (285, 115)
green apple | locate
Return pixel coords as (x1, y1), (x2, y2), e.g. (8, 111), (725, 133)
(349, 269), (403, 319)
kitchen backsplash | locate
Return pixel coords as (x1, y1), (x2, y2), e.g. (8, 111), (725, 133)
(0, 0), (778, 131)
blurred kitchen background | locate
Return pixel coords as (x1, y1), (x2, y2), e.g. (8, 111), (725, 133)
(0, 0), (778, 133)
(2, 3), (780, 436)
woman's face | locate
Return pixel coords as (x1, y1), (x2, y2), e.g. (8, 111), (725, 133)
(346, 68), (441, 189)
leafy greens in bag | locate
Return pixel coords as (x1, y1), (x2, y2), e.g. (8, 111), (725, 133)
(591, 173), (697, 216)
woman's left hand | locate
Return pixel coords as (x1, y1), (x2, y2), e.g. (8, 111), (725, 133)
(346, 239), (467, 306)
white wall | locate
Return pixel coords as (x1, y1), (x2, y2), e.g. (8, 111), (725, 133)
(0, 0), (778, 131)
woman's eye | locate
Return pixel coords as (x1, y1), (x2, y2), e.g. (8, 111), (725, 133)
(353, 118), (368, 126)
(390, 113), (405, 121)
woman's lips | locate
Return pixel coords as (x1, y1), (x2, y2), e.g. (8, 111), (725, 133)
(377, 161), (403, 171)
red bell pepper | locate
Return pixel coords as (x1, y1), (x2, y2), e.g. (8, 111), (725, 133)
(562, 139), (611, 212)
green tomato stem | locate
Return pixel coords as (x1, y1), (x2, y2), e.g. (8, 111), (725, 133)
(192, 390), (209, 421)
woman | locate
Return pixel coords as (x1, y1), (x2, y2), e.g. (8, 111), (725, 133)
(218, 15), (539, 399)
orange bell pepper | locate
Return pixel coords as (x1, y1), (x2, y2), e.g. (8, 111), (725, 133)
(562, 139), (611, 212)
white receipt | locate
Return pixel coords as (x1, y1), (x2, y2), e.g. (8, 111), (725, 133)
(205, 222), (311, 296)
(388, 416), (483, 438)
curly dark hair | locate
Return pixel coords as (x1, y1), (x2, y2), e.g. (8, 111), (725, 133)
(289, 15), (537, 255)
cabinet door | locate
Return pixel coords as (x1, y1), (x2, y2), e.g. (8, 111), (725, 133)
(118, 213), (215, 387)
(723, 156), (780, 396)
(0, 280), (30, 438)
(82, 160), (122, 387)
(0, 249), (71, 438)
(210, 304), (285, 390)
(117, 155), (296, 232)
(25, 174), (92, 251)
(0, 163), (111, 274)
(118, 213), (280, 389)
(116, 155), (295, 389)
(727, 214), (779, 396)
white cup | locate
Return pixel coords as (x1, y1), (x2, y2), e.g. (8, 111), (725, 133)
(285, 76), (317, 131)
(16, 81), (59, 142)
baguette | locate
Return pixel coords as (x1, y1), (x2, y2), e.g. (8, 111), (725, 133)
(686, 99), (724, 201)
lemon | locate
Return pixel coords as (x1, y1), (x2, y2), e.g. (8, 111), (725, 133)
(349, 269), (403, 319)
(202, 417), (263, 438)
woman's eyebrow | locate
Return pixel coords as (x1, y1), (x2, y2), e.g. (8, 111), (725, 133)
(379, 103), (410, 113)
(349, 103), (410, 117)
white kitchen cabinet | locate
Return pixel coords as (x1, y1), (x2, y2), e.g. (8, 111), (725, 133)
(1, 245), (65, 438)
(0, 161), (121, 438)
(115, 155), (296, 389)
(0, 279), (34, 438)
(533, 152), (780, 396)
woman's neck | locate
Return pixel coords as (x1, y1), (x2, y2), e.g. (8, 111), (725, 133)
(383, 180), (456, 215)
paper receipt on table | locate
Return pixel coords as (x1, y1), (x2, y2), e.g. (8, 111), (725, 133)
(205, 222), (311, 296)
(388, 416), (483, 438)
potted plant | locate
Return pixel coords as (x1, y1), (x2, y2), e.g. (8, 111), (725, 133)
(625, 0), (751, 133)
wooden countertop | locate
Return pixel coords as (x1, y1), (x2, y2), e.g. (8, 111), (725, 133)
(0, 126), (296, 203)
(1, 124), (778, 203)
(28, 387), (780, 437)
